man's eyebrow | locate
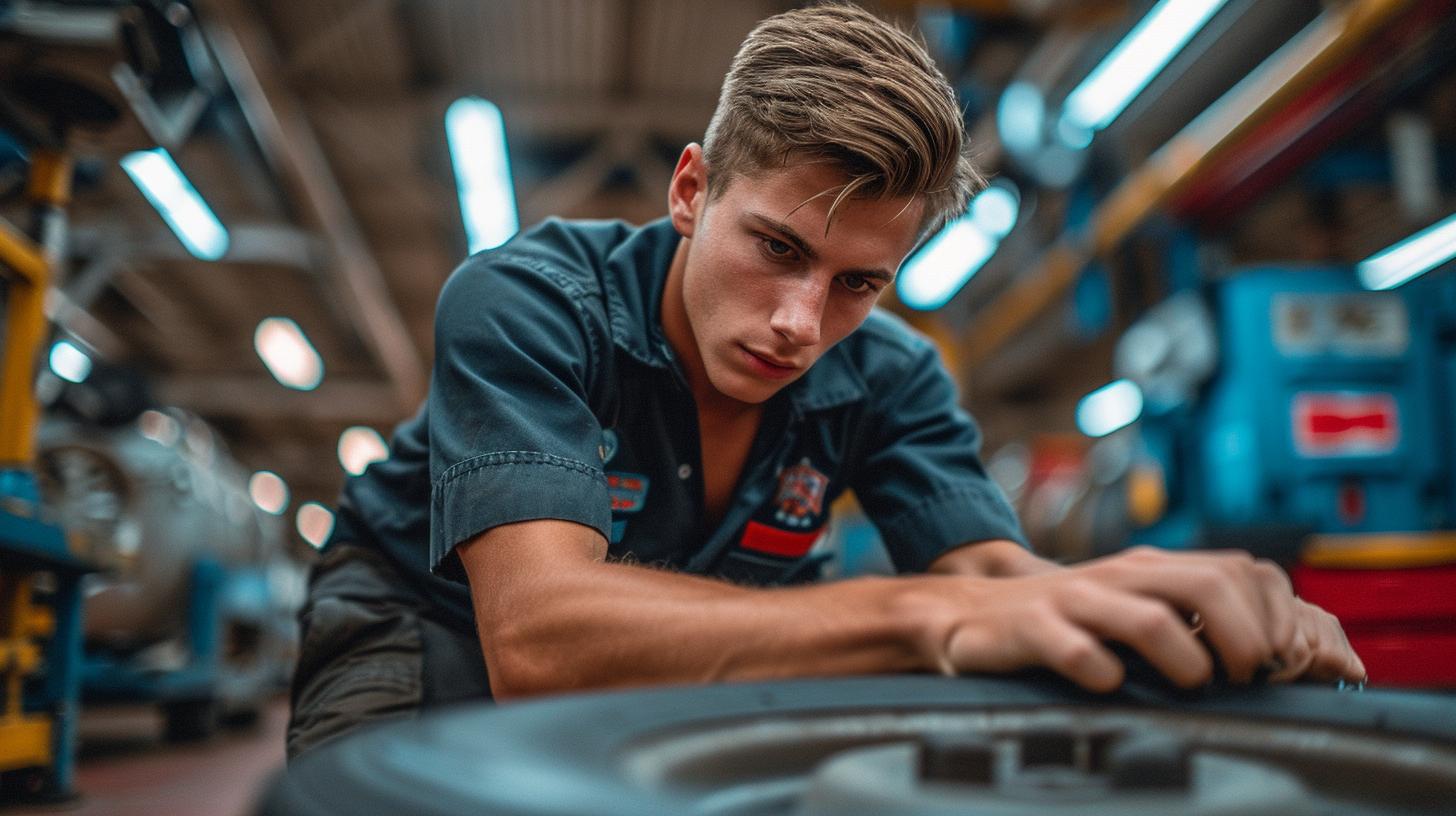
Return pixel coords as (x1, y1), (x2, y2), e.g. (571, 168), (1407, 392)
(747, 212), (895, 281)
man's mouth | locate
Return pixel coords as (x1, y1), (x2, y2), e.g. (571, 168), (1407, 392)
(738, 345), (800, 379)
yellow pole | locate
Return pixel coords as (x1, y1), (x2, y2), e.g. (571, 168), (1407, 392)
(0, 149), (71, 468)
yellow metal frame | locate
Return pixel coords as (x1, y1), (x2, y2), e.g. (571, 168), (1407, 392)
(0, 148), (73, 776)
(0, 574), (54, 770)
(0, 148), (71, 468)
(1303, 532), (1456, 570)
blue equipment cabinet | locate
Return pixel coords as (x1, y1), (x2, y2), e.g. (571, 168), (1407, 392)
(1124, 266), (1456, 686)
(1197, 266), (1444, 534)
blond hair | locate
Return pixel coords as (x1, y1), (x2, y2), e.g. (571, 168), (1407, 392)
(703, 2), (982, 236)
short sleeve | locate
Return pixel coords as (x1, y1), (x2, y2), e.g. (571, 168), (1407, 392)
(851, 343), (1027, 573)
(428, 253), (612, 576)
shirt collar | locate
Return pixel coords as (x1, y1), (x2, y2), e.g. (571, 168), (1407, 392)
(601, 217), (868, 413)
(602, 217), (678, 369)
(784, 341), (868, 415)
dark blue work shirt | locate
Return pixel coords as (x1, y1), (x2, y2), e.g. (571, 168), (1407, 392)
(328, 217), (1025, 630)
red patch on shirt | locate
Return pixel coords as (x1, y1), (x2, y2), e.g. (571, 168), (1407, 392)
(739, 520), (821, 558)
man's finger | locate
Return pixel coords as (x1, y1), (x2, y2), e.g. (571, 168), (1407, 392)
(1268, 619), (1313, 683)
(1091, 551), (1273, 683)
(1017, 613), (1125, 693)
(1249, 558), (1298, 665)
(1295, 607), (1357, 682)
(1059, 582), (1213, 689)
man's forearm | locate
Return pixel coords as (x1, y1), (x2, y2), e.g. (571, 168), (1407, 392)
(929, 539), (1062, 578)
(477, 559), (938, 700)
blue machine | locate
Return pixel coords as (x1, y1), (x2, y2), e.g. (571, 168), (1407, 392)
(1129, 265), (1450, 547)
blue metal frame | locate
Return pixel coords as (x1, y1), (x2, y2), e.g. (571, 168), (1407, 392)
(0, 468), (94, 799)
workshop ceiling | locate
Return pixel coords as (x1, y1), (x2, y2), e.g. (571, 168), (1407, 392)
(33, 0), (1441, 519)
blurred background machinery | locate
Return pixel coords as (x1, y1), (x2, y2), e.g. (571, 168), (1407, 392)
(1106, 267), (1456, 687)
(38, 392), (301, 742)
(1, 0), (302, 802)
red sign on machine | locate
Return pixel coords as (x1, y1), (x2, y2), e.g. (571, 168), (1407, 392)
(1292, 392), (1399, 457)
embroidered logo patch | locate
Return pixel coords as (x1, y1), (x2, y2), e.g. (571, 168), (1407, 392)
(772, 457), (828, 529)
(606, 470), (648, 545)
(607, 472), (649, 514)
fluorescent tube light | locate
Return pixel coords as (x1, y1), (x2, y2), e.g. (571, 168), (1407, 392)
(120, 148), (229, 261)
(49, 340), (92, 384)
(254, 317), (324, 391)
(997, 81), (1045, 156)
(447, 97), (519, 253)
(1358, 211), (1456, 290)
(971, 185), (1019, 240)
(1061, 0), (1230, 136)
(1077, 379), (1145, 437)
(898, 183), (1020, 311)
(897, 217), (994, 311)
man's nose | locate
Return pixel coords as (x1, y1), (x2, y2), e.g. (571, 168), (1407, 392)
(769, 278), (827, 347)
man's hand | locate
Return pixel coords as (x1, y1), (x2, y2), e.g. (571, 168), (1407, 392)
(916, 545), (1365, 691)
(461, 522), (1363, 700)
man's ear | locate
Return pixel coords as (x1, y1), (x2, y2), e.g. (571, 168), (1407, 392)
(667, 144), (707, 238)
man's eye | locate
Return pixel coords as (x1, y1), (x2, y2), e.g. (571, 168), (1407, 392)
(762, 237), (794, 258)
(840, 274), (875, 293)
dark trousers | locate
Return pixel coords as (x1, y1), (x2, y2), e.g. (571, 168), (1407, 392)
(286, 544), (492, 758)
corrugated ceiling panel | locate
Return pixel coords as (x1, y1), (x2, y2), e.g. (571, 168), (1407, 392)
(410, 0), (617, 97)
(261, 0), (410, 94)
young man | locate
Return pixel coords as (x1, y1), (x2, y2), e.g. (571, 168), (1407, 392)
(287, 3), (1364, 758)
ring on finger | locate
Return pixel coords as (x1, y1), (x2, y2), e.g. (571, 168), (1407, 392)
(1187, 612), (1205, 636)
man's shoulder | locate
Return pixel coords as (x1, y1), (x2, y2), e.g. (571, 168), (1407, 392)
(448, 217), (640, 299)
(839, 307), (938, 379)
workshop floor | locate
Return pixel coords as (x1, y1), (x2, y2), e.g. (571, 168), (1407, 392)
(11, 699), (287, 816)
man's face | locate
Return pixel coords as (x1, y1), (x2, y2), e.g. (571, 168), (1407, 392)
(670, 153), (925, 406)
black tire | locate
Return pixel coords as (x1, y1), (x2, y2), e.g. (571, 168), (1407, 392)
(162, 698), (219, 742)
(260, 675), (1456, 816)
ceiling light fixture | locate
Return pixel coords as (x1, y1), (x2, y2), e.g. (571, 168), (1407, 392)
(254, 317), (324, 391)
(898, 182), (1020, 311)
(1357, 211), (1456, 291)
(1076, 378), (1145, 437)
(337, 426), (389, 476)
(120, 147), (229, 260)
(1059, 0), (1231, 141)
(447, 97), (519, 254)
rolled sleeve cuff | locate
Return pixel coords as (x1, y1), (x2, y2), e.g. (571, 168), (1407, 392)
(430, 451), (611, 576)
(876, 483), (1028, 574)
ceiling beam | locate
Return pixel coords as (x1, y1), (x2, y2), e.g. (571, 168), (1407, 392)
(136, 222), (325, 269)
(200, 0), (426, 413)
(157, 376), (406, 424)
(308, 92), (715, 142)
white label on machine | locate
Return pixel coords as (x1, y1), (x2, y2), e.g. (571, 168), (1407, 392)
(1272, 294), (1409, 357)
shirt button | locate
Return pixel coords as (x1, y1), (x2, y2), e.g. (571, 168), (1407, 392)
(677, 463), (692, 480)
